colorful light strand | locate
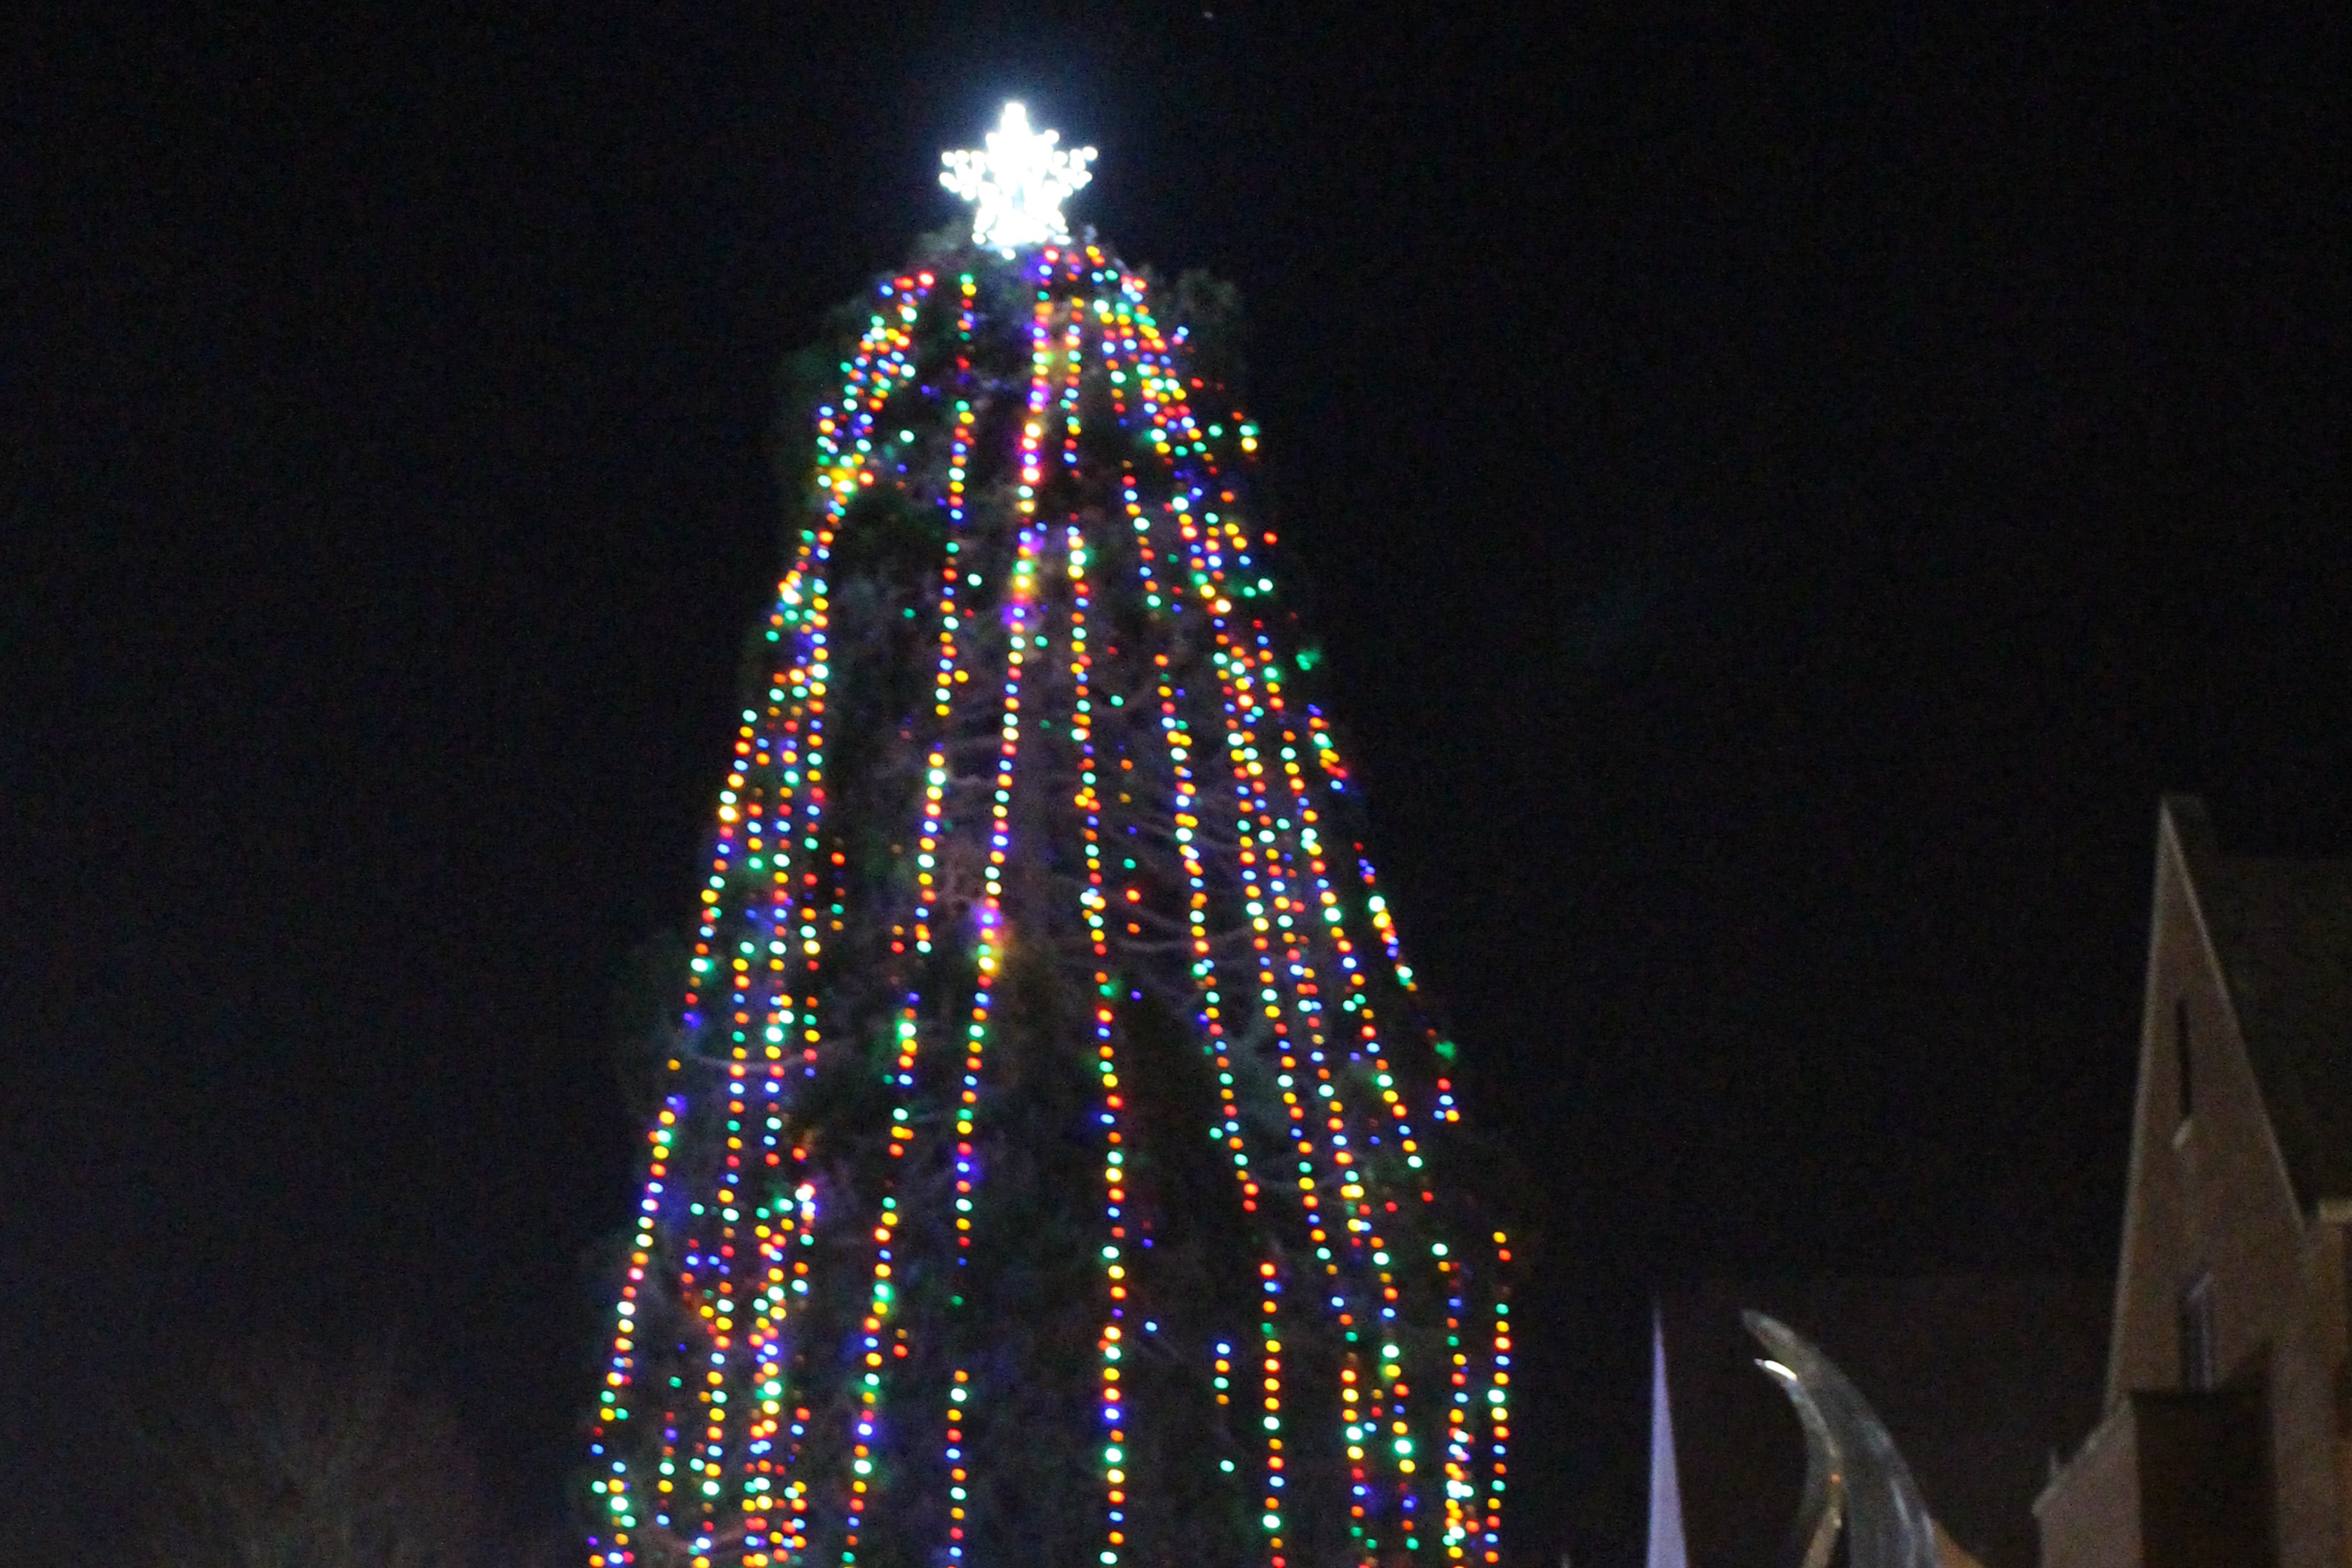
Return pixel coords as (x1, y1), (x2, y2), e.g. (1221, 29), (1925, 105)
(586, 221), (1511, 1568)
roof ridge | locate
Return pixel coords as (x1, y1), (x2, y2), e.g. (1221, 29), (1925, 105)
(2166, 797), (2352, 1209)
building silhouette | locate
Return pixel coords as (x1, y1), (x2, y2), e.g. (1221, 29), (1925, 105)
(2038, 797), (2352, 1568)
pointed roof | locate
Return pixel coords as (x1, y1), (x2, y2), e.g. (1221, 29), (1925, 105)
(1648, 1310), (1690, 1568)
(2164, 795), (2352, 1209)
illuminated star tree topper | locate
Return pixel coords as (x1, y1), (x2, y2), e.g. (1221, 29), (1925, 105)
(940, 101), (1097, 253)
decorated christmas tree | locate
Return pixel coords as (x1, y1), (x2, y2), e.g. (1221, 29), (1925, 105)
(586, 105), (1512, 1568)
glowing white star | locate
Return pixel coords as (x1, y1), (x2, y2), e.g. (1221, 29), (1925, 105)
(941, 102), (1096, 254)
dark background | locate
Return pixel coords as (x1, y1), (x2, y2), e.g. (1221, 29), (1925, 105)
(6, 2), (2350, 1563)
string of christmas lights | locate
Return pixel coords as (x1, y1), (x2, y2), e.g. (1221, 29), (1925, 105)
(586, 192), (1511, 1568)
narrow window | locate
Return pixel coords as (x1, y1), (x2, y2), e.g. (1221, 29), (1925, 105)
(2176, 995), (2194, 1122)
(2181, 1270), (2217, 1390)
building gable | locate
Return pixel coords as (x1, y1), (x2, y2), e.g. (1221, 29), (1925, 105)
(2040, 798), (2352, 1568)
(2105, 799), (2308, 1406)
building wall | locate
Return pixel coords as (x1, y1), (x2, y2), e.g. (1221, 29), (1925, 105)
(2136, 1389), (2273, 1568)
(2269, 1225), (2350, 1568)
(2037, 1403), (2141, 1568)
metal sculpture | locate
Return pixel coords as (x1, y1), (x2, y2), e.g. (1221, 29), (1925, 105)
(1745, 1312), (1942, 1568)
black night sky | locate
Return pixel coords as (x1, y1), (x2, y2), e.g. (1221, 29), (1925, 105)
(6, 4), (2351, 1563)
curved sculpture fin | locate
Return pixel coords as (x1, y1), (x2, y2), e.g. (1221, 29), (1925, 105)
(1744, 1312), (1940, 1568)
(1753, 1348), (1844, 1568)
